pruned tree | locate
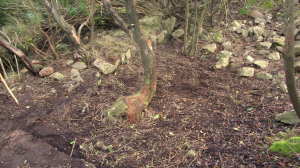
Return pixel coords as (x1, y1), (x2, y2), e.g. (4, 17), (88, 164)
(101, 0), (157, 123)
(283, 0), (300, 119)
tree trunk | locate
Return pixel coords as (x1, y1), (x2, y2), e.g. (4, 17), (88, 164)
(42, 0), (81, 49)
(183, 0), (189, 55)
(90, 0), (96, 50)
(283, 0), (300, 119)
(101, 0), (157, 123)
(0, 37), (36, 74)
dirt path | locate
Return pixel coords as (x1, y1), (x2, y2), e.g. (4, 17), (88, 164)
(0, 41), (299, 167)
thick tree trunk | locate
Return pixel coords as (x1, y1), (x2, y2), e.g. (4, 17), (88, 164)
(283, 0), (300, 119)
(0, 37), (36, 74)
(101, 0), (157, 123)
(43, 0), (81, 49)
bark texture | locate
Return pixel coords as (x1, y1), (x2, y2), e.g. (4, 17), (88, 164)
(283, 0), (300, 119)
(0, 37), (36, 74)
(43, 0), (81, 48)
(102, 0), (157, 123)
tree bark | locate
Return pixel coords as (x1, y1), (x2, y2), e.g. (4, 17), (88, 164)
(101, 0), (157, 123)
(90, 0), (96, 50)
(42, 0), (81, 49)
(183, 0), (189, 55)
(283, 0), (300, 119)
(0, 37), (36, 74)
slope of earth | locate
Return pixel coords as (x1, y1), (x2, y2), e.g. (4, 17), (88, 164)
(1, 40), (300, 167)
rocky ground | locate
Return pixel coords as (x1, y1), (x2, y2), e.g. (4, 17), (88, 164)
(1, 7), (300, 168)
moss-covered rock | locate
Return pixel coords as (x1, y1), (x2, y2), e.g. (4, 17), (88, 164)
(270, 137), (300, 157)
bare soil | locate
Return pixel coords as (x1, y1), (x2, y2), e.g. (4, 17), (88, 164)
(1, 39), (300, 167)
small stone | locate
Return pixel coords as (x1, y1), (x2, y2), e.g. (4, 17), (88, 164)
(255, 72), (272, 80)
(276, 110), (300, 125)
(231, 20), (241, 29)
(256, 42), (272, 50)
(39, 67), (54, 77)
(253, 35), (263, 42)
(215, 58), (229, 69)
(49, 72), (65, 81)
(164, 17), (176, 34)
(272, 36), (285, 46)
(268, 52), (280, 60)
(157, 30), (167, 44)
(125, 49), (131, 60)
(263, 30), (276, 38)
(172, 29), (184, 39)
(242, 30), (249, 38)
(237, 67), (255, 77)
(253, 60), (269, 69)
(280, 81), (288, 93)
(201, 43), (217, 53)
(255, 17), (266, 24)
(222, 41), (233, 51)
(92, 58), (119, 75)
(250, 26), (264, 36)
(95, 72), (101, 78)
(70, 69), (84, 82)
(50, 88), (57, 94)
(248, 20), (253, 26)
(216, 51), (232, 60)
(256, 50), (268, 55)
(246, 56), (254, 62)
(72, 62), (87, 70)
(249, 10), (264, 18)
(66, 60), (74, 66)
(235, 29), (244, 34)
(258, 22), (266, 28)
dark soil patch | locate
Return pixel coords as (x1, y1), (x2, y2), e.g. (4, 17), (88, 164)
(1, 40), (300, 167)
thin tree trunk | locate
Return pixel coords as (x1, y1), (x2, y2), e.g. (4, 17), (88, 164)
(283, 0), (300, 119)
(90, 0), (96, 50)
(0, 37), (36, 74)
(187, 0), (198, 56)
(101, 0), (157, 123)
(188, 0), (208, 56)
(183, 0), (189, 55)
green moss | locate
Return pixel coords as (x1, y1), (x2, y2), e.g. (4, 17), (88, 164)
(105, 97), (127, 119)
(270, 137), (300, 157)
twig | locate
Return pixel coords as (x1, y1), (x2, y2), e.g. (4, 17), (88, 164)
(0, 72), (19, 105)
(70, 138), (77, 158)
(188, 157), (197, 168)
(219, 152), (223, 168)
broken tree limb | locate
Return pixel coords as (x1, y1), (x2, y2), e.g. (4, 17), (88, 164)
(0, 37), (36, 74)
(0, 72), (19, 105)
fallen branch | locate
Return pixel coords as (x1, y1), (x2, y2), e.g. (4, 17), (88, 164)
(0, 72), (19, 105)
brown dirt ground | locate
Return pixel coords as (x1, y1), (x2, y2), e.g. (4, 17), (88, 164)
(1, 38), (300, 167)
